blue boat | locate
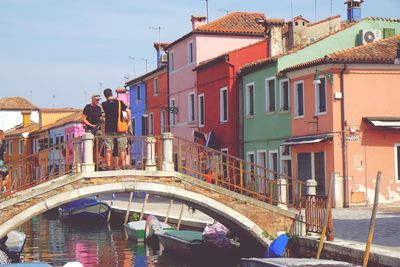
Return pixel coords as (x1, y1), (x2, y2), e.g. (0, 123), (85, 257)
(59, 198), (111, 224)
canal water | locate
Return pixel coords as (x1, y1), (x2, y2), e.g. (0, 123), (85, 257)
(19, 213), (240, 267)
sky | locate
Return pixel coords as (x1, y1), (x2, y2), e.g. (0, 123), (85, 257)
(0, 0), (399, 109)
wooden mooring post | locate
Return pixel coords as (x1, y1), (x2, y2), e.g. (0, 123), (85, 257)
(363, 171), (382, 267)
(139, 194), (149, 221)
(124, 192), (133, 224)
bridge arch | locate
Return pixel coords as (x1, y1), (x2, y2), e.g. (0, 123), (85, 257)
(0, 178), (275, 248)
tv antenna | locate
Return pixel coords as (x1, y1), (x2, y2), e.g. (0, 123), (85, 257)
(217, 9), (229, 15)
(149, 26), (161, 43)
(52, 94), (56, 108)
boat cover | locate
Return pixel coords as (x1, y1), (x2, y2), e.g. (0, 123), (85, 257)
(264, 234), (289, 258)
(164, 230), (203, 242)
(202, 222), (230, 248)
(62, 198), (100, 211)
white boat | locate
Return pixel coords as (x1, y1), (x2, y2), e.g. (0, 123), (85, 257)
(124, 220), (147, 242)
(3, 230), (26, 263)
(240, 258), (359, 267)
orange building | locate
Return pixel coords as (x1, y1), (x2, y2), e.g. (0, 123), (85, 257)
(281, 34), (400, 206)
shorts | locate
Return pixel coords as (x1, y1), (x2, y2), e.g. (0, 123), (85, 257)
(104, 133), (127, 152)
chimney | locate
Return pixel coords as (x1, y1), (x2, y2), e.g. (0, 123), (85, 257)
(395, 42), (400, 65)
(191, 15), (207, 30)
(265, 19), (285, 57)
(346, 0), (363, 22)
(21, 111), (31, 128)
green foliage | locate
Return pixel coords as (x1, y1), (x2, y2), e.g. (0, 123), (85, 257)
(130, 212), (140, 222)
(262, 230), (276, 241)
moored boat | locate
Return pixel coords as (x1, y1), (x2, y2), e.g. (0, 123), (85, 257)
(155, 230), (203, 257)
(240, 258), (359, 267)
(1, 230), (27, 263)
(124, 220), (147, 242)
(59, 198), (111, 224)
(144, 215), (174, 242)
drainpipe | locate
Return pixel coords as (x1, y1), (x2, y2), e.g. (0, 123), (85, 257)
(224, 56), (237, 155)
(340, 64), (349, 208)
(166, 50), (171, 132)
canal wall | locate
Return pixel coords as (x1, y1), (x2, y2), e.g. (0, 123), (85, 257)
(291, 236), (400, 267)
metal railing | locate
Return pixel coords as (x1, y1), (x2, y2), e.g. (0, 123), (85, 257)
(305, 194), (333, 235)
(174, 137), (304, 209)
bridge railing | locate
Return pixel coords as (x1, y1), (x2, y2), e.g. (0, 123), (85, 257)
(173, 137), (305, 210)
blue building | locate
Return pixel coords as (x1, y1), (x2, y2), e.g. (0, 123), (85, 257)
(126, 78), (147, 166)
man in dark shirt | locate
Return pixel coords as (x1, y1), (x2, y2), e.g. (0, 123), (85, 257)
(101, 88), (131, 169)
(82, 95), (102, 133)
(0, 130), (5, 162)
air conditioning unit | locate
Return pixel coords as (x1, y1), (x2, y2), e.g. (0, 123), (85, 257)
(361, 30), (382, 45)
(161, 54), (168, 63)
(280, 145), (291, 157)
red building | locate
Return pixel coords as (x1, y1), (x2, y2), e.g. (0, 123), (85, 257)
(195, 39), (269, 157)
(145, 65), (168, 135)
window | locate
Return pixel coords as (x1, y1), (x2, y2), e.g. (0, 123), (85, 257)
(154, 78), (159, 96)
(149, 113), (154, 135)
(198, 94), (205, 127)
(257, 151), (267, 193)
(132, 117), (136, 135)
(220, 87), (228, 123)
(269, 150), (278, 179)
(136, 85), (141, 101)
(188, 93), (195, 123)
(188, 42), (194, 64)
(297, 152), (326, 195)
(265, 77), (276, 113)
(18, 140), (24, 154)
(141, 115), (148, 135)
(294, 81), (304, 117)
(315, 77), (327, 114)
(221, 148), (229, 179)
(170, 99), (176, 126)
(247, 152), (256, 186)
(8, 141), (13, 155)
(161, 110), (166, 133)
(395, 145), (400, 181)
(246, 83), (255, 117)
(280, 79), (290, 111)
(169, 52), (175, 71)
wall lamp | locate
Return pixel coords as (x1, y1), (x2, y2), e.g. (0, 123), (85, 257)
(313, 67), (334, 85)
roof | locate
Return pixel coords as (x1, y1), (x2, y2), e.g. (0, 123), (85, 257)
(308, 15), (340, 27)
(125, 65), (168, 87)
(281, 33), (400, 73)
(39, 108), (81, 113)
(5, 123), (39, 138)
(35, 111), (82, 133)
(282, 133), (333, 146)
(239, 20), (359, 75)
(362, 16), (400, 22)
(167, 12), (265, 49)
(290, 15), (310, 23)
(0, 97), (39, 111)
(364, 117), (400, 129)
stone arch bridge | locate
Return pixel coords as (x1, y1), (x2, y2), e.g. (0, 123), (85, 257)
(1, 133), (305, 248)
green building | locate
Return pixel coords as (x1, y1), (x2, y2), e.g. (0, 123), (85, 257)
(239, 17), (400, 185)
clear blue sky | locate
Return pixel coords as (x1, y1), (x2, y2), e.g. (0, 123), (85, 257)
(0, 0), (399, 108)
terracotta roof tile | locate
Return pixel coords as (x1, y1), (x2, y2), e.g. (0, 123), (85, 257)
(281, 34), (400, 73)
(5, 123), (39, 137)
(308, 15), (340, 27)
(195, 12), (265, 35)
(0, 97), (39, 110)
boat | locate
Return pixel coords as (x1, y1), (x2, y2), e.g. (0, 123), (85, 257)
(0, 230), (27, 263)
(59, 198), (111, 224)
(124, 216), (173, 242)
(240, 258), (359, 267)
(155, 230), (204, 257)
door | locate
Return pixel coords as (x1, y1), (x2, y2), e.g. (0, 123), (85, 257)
(257, 151), (266, 193)
(314, 152), (326, 195)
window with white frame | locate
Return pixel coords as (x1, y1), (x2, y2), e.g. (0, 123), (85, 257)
(280, 79), (290, 111)
(257, 150), (267, 193)
(396, 145), (400, 181)
(315, 77), (327, 114)
(220, 87), (228, 123)
(149, 113), (154, 135)
(294, 81), (304, 117)
(198, 94), (205, 127)
(154, 78), (159, 96)
(246, 83), (255, 117)
(161, 110), (166, 133)
(170, 99), (176, 126)
(141, 115), (148, 135)
(188, 93), (195, 123)
(269, 150), (278, 179)
(265, 77), (276, 113)
(188, 42), (194, 64)
(8, 141), (13, 155)
(169, 52), (175, 71)
(18, 140), (24, 154)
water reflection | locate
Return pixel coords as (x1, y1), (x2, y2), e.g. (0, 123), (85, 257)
(19, 214), (239, 267)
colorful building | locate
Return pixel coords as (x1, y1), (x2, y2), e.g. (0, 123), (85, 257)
(195, 39), (269, 157)
(280, 34), (400, 206)
(167, 12), (266, 141)
(0, 97), (40, 132)
(239, 16), (400, 192)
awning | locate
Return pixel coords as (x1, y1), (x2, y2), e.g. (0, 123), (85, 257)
(364, 117), (400, 129)
(282, 133), (333, 146)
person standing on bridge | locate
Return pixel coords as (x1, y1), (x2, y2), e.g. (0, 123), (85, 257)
(101, 88), (131, 169)
(0, 130), (5, 162)
(82, 94), (103, 134)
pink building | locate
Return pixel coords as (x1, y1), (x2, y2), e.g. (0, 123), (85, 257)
(166, 12), (266, 141)
(281, 34), (400, 206)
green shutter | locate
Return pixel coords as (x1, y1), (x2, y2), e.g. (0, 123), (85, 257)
(383, 28), (395, 38)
